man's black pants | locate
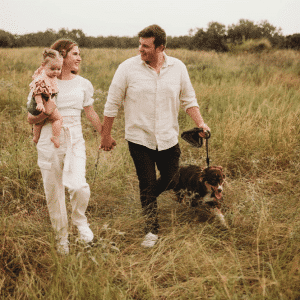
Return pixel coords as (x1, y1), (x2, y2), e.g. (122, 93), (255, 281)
(128, 142), (181, 234)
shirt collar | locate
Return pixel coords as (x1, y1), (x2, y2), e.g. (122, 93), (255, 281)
(139, 52), (175, 68)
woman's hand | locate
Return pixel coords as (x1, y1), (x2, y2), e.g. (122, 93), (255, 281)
(27, 98), (56, 124)
(44, 97), (56, 115)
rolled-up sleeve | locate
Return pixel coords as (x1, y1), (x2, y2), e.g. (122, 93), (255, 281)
(179, 63), (199, 111)
(104, 64), (127, 117)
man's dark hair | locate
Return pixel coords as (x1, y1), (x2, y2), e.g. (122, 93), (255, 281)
(138, 24), (167, 48)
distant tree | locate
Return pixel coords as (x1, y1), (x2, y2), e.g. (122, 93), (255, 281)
(69, 29), (87, 47)
(191, 22), (228, 52)
(167, 36), (193, 49)
(228, 19), (258, 42)
(227, 19), (282, 44)
(0, 20), (288, 49)
(57, 28), (69, 39)
(43, 29), (58, 46)
(285, 34), (300, 50)
(205, 22), (228, 52)
(207, 22), (226, 37)
(257, 20), (280, 38)
(190, 28), (207, 50)
(0, 30), (15, 47)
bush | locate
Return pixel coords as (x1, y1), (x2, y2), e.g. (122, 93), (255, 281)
(229, 38), (272, 53)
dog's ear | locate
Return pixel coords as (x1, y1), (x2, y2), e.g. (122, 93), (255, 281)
(220, 168), (226, 179)
(214, 166), (225, 179)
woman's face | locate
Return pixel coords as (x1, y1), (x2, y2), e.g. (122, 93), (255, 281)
(63, 45), (81, 73)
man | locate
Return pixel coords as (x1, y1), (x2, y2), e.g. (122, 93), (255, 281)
(101, 25), (210, 248)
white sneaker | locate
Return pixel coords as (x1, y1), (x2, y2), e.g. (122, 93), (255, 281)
(57, 239), (69, 255)
(77, 224), (94, 243)
(141, 232), (158, 248)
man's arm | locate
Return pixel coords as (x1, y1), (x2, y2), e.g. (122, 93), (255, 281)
(186, 106), (210, 138)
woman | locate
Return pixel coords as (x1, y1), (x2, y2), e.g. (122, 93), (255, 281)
(28, 39), (115, 254)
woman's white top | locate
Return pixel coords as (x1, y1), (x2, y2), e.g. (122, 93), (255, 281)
(56, 76), (94, 117)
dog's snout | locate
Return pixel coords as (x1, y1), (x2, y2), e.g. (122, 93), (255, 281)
(217, 185), (223, 193)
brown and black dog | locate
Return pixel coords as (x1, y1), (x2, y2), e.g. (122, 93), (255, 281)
(172, 165), (228, 228)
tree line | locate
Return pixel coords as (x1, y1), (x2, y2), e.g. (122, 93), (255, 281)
(1, 19), (299, 51)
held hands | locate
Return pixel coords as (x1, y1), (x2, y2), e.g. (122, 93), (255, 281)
(100, 134), (117, 151)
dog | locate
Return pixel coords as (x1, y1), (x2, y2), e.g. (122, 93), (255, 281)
(172, 165), (228, 229)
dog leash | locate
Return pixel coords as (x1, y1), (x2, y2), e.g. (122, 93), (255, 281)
(205, 132), (210, 167)
(92, 130), (101, 186)
(181, 127), (211, 167)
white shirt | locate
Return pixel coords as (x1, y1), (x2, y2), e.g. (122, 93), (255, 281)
(104, 54), (199, 151)
(55, 76), (94, 117)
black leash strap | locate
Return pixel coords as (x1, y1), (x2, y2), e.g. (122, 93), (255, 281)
(206, 137), (210, 167)
(181, 127), (211, 167)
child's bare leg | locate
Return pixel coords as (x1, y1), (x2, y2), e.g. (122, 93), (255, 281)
(49, 108), (63, 148)
(32, 123), (43, 144)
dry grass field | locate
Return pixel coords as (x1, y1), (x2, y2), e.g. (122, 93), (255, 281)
(1, 47), (300, 299)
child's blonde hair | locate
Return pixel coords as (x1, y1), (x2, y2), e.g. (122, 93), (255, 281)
(42, 48), (62, 66)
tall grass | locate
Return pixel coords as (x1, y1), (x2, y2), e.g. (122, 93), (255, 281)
(1, 47), (300, 299)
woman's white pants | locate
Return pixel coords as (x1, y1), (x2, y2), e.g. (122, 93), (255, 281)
(36, 118), (90, 240)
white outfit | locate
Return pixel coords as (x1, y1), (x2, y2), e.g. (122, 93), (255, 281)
(104, 53), (199, 151)
(28, 76), (94, 240)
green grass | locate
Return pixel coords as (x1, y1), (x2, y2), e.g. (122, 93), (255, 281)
(1, 47), (300, 299)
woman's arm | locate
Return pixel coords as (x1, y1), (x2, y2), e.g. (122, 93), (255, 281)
(83, 105), (103, 135)
(84, 105), (116, 150)
(27, 96), (57, 124)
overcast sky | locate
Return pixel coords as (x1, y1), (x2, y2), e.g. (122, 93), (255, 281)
(1, 0), (299, 37)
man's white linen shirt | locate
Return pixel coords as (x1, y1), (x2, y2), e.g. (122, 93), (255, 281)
(104, 53), (199, 151)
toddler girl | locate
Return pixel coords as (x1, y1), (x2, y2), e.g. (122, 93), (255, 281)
(27, 49), (63, 148)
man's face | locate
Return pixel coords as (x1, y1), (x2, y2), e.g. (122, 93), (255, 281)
(139, 37), (160, 64)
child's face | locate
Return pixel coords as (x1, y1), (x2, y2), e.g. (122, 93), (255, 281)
(44, 58), (63, 78)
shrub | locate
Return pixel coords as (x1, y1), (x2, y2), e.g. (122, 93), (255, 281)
(229, 38), (272, 53)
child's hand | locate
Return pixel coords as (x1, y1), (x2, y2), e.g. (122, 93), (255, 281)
(36, 103), (45, 112)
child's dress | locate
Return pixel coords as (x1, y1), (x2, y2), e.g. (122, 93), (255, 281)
(27, 67), (63, 148)
(27, 67), (59, 115)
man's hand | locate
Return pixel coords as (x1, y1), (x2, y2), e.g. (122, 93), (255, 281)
(198, 123), (211, 138)
(100, 134), (117, 151)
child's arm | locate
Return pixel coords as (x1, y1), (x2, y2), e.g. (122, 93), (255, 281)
(35, 94), (45, 112)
